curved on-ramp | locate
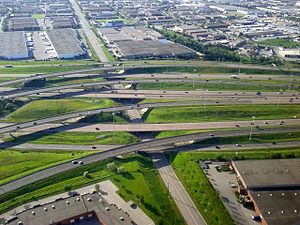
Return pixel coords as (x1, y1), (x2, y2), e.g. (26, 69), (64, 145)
(0, 126), (300, 196)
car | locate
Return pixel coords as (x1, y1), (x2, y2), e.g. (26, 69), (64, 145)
(264, 121), (269, 124)
(230, 183), (237, 188)
(95, 127), (100, 130)
(105, 207), (110, 211)
(235, 144), (241, 147)
(209, 134), (214, 137)
(72, 160), (78, 164)
(79, 161), (84, 165)
(235, 124), (240, 127)
(92, 146), (97, 149)
(185, 91), (188, 94)
(252, 215), (262, 221)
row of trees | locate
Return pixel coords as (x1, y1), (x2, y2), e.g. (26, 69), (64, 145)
(159, 29), (284, 66)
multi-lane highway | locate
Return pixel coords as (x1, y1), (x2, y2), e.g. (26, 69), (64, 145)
(70, 0), (109, 63)
(1, 78), (299, 100)
(1, 100), (299, 135)
(0, 127), (299, 196)
(2, 119), (300, 133)
(153, 153), (207, 225)
(1, 61), (300, 87)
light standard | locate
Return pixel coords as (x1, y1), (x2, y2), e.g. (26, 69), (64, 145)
(204, 89), (208, 111)
(288, 75), (293, 91)
(249, 116), (255, 141)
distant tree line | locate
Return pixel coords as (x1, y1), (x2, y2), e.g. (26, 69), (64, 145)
(158, 29), (284, 65)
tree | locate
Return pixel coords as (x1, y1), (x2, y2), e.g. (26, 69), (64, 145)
(83, 171), (89, 178)
(95, 184), (100, 192)
(107, 162), (117, 172)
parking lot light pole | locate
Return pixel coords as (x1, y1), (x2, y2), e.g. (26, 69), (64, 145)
(249, 116), (255, 141)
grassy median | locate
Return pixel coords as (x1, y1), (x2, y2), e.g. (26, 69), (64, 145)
(0, 154), (186, 225)
(144, 104), (300, 123)
(5, 98), (118, 122)
(5, 131), (140, 145)
(0, 150), (91, 185)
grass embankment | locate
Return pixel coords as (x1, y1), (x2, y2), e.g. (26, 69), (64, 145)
(46, 76), (104, 87)
(258, 38), (300, 48)
(170, 148), (300, 225)
(0, 65), (96, 74)
(126, 66), (300, 76)
(5, 131), (140, 145)
(135, 81), (291, 92)
(31, 14), (45, 19)
(200, 131), (300, 145)
(0, 59), (97, 66)
(5, 98), (118, 122)
(144, 104), (300, 123)
(0, 150), (91, 185)
(0, 154), (185, 225)
(156, 131), (300, 142)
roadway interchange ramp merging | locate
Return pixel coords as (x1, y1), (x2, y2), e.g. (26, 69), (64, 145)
(0, 126), (300, 196)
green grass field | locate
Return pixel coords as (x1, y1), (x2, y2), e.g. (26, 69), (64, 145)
(31, 14), (45, 19)
(5, 131), (140, 145)
(0, 65), (96, 74)
(170, 148), (300, 225)
(5, 98), (118, 122)
(135, 81), (289, 92)
(0, 150), (91, 185)
(258, 38), (300, 48)
(199, 131), (300, 145)
(144, 104), (300, 123)
(0, 59), (97, 66)
(46, 76), (104, 87)
(0, 154), (185, 225)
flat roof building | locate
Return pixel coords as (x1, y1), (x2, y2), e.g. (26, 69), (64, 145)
(6, 192), (133, 225)
(232, 159), (300, 225)
(46, 28), (86, 59)
(0, 31), (29, 59)
(232, 158), (300, 189)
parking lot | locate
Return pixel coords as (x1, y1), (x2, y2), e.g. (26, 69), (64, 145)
(205, 163), (259, 225)
(32, 31), (49, 60)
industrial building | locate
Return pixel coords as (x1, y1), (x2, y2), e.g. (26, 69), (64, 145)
(232, 159), (300, 225)
(46, 28), (86, 59)
(98, 27), (196, 60)
(5, 192), (133, 225)
(0, 32), (29, 59)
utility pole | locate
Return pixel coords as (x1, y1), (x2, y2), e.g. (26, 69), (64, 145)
(249, 116), (255, 141)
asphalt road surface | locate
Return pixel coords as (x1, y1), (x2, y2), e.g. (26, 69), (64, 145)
(0, 127), (299, 197)
(2, 119), (300, 133)
(1, 141), (299, 152)
(70, 0), (109, 63)
(1, 78), (300, 100)
(1, 100), (299, 135)
(152, 153), (207, 225)
(1, 61), (300, 87)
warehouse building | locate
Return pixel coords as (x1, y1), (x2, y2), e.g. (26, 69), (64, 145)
(46, 28), (86, 59)
(98, 27), (196, 60)
(5, 192), (133, 225)
(0, 31), (29, 59)
(232, 159), (300, 225)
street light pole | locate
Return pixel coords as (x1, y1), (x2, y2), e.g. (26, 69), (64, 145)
(249, 116), (255, 141)
(288, 75), (293, 91)
(204, 89), (208, 111)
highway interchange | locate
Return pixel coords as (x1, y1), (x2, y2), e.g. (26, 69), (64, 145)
(0, 62), (300, 225)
